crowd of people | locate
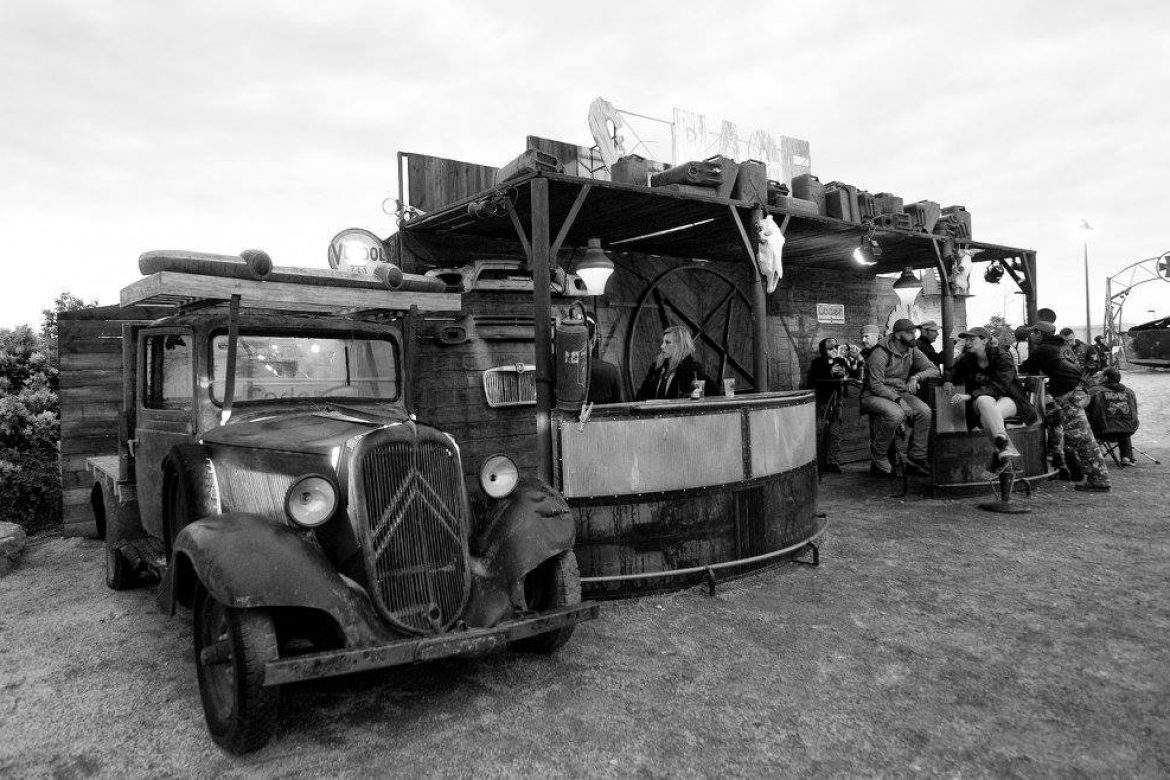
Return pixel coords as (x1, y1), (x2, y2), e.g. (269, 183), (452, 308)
(596, 316), (1139, 496)
(804, 316), (1140, 493)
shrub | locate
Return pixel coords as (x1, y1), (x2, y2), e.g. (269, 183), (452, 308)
(0, 325), (61, 531)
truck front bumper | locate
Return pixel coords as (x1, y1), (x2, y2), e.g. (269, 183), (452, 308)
(263, 602), (600, 686)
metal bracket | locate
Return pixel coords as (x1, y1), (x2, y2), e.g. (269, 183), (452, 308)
(792, 542), (820, 567)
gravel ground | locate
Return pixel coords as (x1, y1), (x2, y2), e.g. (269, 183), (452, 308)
(1, 371), (1168, 777)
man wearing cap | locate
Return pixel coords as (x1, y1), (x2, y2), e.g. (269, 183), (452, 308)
(1020, 321), (1110, 491)
(860, 318), (940, 477)
(915, 321), (943, 369)
(585, 313), (623, 405)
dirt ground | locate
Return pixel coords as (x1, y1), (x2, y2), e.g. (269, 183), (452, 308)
(2, 371), (1168, 778)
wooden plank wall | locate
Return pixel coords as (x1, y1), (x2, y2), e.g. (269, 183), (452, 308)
(57, 305), (168, 536)
(405, 154), (498, 215)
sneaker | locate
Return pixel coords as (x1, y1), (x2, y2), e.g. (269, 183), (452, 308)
(869, 462), (895, 479)
(1074, 482), (1111, 493)
(994, 435), (1021, 459)
(1122, 458), (1137, 466)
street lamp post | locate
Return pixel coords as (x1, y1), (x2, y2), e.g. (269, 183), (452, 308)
(1079, 219), (1093, 341)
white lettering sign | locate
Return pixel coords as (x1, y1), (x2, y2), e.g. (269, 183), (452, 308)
(816, 303), (845, 325)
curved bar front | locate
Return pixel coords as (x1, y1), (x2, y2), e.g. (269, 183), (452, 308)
(552, 390), (823, 597)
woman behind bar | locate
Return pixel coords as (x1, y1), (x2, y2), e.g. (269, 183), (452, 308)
(807, 337), (861, 474)
(636, 325), (713, 400)
(944, 326), (1037, 476)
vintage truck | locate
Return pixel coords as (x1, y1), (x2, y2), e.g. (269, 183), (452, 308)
(83, 254), (598, 753)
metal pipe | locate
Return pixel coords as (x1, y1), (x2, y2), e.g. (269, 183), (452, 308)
(1084, 241), (1092, 340)
(579, 524), (829, 584)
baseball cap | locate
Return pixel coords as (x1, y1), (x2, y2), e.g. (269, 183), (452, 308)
(1030, 321), (1056, 335)
(1013, 325), (1031, 342)
(891, 318), (917, 334)
(958, 326), (991, 339)
(860, 323), (881, 335)
(917, 320), (939, 331)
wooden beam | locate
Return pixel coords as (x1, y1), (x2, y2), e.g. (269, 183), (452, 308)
(506, 200), (533, 270)
(530, 177), (554, 484)
(549, 184), (592, 259)
(121, 272), (461, 314)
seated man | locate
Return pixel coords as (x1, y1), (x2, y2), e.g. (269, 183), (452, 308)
(1087, 367), (1139, 465)
(860, 319), (940, 478)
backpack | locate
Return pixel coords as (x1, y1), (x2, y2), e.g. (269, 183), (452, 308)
(1088, 386), (1138, 438)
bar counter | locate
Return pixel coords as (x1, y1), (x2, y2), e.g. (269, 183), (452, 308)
(552, 390), (825, 597)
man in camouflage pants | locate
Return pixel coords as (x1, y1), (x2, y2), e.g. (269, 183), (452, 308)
(1021, 322), (1110, 491)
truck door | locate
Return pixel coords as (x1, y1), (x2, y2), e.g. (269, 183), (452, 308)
(135, 328), (197, 538)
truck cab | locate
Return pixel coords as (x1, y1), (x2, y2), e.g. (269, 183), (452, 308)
(94, 287), (596, 754)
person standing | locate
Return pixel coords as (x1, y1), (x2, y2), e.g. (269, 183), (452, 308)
(1059, 327), (1090, 373)
(635, 325), (713, 400)
(860, 318), (940, 478)
(807, 337), (861, 474)
(915, 320), (943, 369)
(584, 313), (623, 405)
(944, 327), (1038, 477)
(1021, 321), (1110, 491)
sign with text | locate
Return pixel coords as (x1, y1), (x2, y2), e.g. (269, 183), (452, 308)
(816, 303), (845, 324)
(672, 107), (811, 186)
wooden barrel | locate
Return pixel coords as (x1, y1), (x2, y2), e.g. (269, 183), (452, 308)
(930, 423), (1049, 497)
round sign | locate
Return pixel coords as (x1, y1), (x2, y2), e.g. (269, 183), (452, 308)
(327, 228), (387, 274)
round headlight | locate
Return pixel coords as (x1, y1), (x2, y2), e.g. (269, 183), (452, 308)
(479, 454), (518, 499)
(284, 475), (339, 528)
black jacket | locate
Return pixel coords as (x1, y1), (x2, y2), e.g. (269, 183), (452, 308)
(806, 338), (859, 404)
(950, 345), (1038, 426)
(588, 359), (623, 404)
(1019, 336), (1084, 397)
(915, 336), (943, 368)
(636, 355), (712, 400)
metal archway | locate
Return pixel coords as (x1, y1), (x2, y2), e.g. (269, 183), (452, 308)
(624, 264), (756, 398)
(1104, 250), (1170, 363)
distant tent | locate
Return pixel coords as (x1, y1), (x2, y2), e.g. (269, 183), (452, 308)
(1126, 315), (1170, 367)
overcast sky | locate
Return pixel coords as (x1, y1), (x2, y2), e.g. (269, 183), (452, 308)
(3, 0), (1169, 335)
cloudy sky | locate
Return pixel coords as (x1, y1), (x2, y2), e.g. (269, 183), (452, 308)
(3, 0), (1169, 334)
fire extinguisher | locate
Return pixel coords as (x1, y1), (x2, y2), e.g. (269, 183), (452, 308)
(554, 302), (591, 412)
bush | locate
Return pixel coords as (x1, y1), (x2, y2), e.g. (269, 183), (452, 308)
(0, 325), (61, 531)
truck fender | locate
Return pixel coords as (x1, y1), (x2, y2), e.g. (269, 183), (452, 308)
(464, 476), (576, 628)
(167, 513), (385, 646)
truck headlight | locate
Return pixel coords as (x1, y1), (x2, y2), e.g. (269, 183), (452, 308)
(479, 454), (518, 499)
(285, 475), (339, 528)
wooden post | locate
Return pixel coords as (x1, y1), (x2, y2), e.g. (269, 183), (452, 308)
(933, 239), (955, 375)
(1023, 251), (1039, 323)
(530, 177), (554, 484)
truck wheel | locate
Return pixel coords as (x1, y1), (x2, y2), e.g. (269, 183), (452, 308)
(511, 551), (582, 654)
(193, 588), (279, 754)
(163, 445), (219, 547)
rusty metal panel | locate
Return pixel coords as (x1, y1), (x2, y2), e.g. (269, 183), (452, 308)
(748, 403), (815, 477)
(559, 411), (743, 497)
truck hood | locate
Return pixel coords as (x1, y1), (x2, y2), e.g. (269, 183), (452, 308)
(201, 406), (412, 455)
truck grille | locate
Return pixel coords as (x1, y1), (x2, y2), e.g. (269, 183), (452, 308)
(359, 438), (470, 634)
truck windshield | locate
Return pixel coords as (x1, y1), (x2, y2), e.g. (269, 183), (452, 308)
(210, 333), (399, 404)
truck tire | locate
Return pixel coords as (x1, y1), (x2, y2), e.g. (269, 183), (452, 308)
(163, 444), (220, 549)
(511, 550), (582, 654)
(193, 587), (279, 754)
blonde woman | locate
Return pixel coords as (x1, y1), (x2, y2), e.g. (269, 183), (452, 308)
(636, 325), (713, 400)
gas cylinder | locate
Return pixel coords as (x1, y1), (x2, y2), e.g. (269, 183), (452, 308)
(554, 304), (591, 412)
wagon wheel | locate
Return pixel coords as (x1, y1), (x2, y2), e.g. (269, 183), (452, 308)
(624, 265), (756, 397)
